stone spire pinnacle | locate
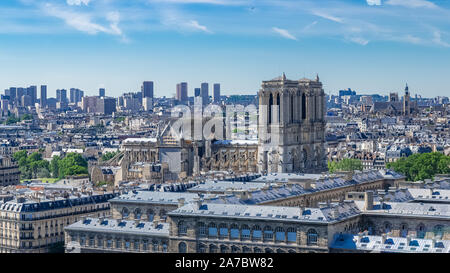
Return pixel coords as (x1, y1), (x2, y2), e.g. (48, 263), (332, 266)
(282, 72), (286, 81)
(316, 73), (320, 82)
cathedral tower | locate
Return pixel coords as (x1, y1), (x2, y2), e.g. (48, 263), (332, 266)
(257, 74), (327, 173)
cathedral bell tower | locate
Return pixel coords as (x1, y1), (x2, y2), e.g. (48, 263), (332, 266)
(403, 83), (411, 116)
(257, 73), (327, 174)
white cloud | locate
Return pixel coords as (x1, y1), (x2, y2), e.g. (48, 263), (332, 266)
(148, 0), (246, 5)
(302, 21), (317, 32)
(366, 0), (381, 6)
(349, 37), (369, 45)
(44, 4), (124, 38)
(272, 27), (297, 40)
(385, 0), (437, 9)
(312, 11), (343, 23)
(67, 0), (91, 6)
(161, 9), (213, 33)
(186, 20), (212, 33)
(432, 30), (450, 47)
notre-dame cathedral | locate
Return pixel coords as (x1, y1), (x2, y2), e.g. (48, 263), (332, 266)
(197, 73), (327, 175)
(95, 74), (328, 184)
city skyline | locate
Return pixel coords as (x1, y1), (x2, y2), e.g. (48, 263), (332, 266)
(0, 0), (450, 97)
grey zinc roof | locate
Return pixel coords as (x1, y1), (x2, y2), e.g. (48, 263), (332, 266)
(204, 172), (388, 205)
(65, 217), (169, 237)
(408, 188), (450, 202)
(331, 234), (450, 253)
(0, 193), (116, 213)
(109, 191), (199, 205)
(355, 201), (450, 219)
(169, 201), (360, 223)
(187, 181), (278, 193)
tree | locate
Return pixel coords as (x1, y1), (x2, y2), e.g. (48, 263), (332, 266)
(50, 156), (61, 178)
(101, 151), (119, 162)
(328, 158), (363, 174)
(56, 153), (88, 178)
(387, 152), (450, 181)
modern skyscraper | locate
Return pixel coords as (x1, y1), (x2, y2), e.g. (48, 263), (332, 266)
(9, 88), (17, 103)
(142, 81), (154, 99)
(99, 97), (116, 115)
(176, 82), (188, 103)
(70, 88), (76, 103)
(27, 86), (37, 105)
(40, 85), (47, 107)
(16, 88), (24, 105)
(213, 83), (221, 103)
(56, 89), (67, 103)
(99, 88), (105, 97)
(194, 88), (201, 97)
(201, 82), (209, 105)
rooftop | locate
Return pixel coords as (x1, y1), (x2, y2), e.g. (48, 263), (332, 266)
(331, 234), (450, 253)
(169, 201), (360, 223)
(65, 217), (169, 237)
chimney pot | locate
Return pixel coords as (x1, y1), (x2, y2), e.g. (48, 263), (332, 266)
(364, 191), (374, 211)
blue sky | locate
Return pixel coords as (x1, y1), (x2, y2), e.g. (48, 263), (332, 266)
(0, 0), (449, 98)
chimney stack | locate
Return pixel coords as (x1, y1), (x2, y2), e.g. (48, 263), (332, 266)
(178, 198), (185, 208)
(364, 191), (374, 211)
(331, 205), (340, 219)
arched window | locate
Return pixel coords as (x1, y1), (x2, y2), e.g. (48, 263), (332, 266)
(243, 246), (251, 253)
(400, 223), (408, 237)
(152, 240), (158, 252)
(276, 249), (285, 253)
(142, 240), (148, 251)
(103, 237), (111, 248)
(276, 93), (280, 123)
(254, 247), (263, 253)
(383, 222), (392, 234)
(219, 223), (228, 238)
(307, 229), (318, 246)
(434, 225), (444, 239)
(264, 226), (273, 240)
(122, 208), (129, 219)
(275, 227), (285, 241)
(416, 224), (426, 239)
(268, 93), (273, 124)
(301, 93), (306, 120)
(198, 222), (207, 237)
(162, 242), (168, 253)
(178, 242), (187, 253)
(230, 224), (239, 239)
(287, 227), (297, 243)
(208, 223), (217, 237)
(220, 245), (228, 253)
(134, 208), (142, 219)
(241, 225), (251, 239)
(265, 248), (273, 253)
(290, 94), (294, 122)
(178, 221), (187, 236)
(198, 243), (206, 253)
(231, 245), (240, 253)
(252, 225), (262, 239)
(97, 236), (103, 248)
(209, 244), (218, 253)
(147, 209), (154, 221)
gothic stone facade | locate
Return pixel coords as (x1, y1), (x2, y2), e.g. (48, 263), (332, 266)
(257, 75), (327, 174)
